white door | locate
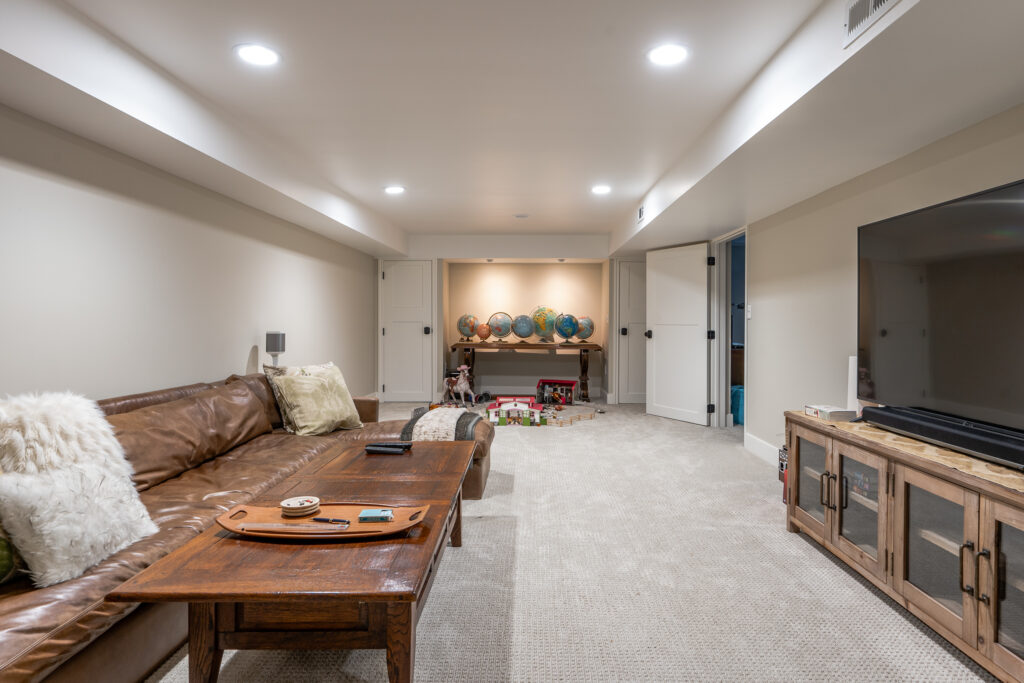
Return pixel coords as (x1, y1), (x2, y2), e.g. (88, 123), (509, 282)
(646, 244), (710, 424)
(380, 260), (433, 401)
(617, 261), (646, 403)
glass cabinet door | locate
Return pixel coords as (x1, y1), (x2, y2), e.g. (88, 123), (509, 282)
(834, 442), (888, 582)
(979, 498), (1024, 680)
(894, 465), (979, 645)
(788, 425), (831, 544)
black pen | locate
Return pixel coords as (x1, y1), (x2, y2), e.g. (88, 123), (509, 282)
(312, 517), (350, 524)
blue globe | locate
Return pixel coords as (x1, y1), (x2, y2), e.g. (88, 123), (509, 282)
(555, 313), (579, 340)
(457, 313), (479, 339)
(488, 312), (513, 339)
(511, 314), (534, 340)
(576, 316), (595, 340)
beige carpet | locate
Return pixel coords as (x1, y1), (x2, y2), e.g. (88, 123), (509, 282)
(148, 403), (992, 682)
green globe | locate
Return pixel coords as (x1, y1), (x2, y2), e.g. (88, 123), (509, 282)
(531, 306), (558, 341)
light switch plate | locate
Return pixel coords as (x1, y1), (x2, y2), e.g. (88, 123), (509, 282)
(746, 304), (752, 320)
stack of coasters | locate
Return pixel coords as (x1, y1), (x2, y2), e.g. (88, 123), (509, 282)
(358, 508), (394, 523)
(280, 496), (320, 517)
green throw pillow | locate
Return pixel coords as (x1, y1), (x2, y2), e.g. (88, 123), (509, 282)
(269, 365), (362, 436)
(0, 519), (25, 585)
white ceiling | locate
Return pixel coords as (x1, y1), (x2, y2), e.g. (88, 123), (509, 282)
(1, 0), (1023, 256)
(58, 0), (819, 234)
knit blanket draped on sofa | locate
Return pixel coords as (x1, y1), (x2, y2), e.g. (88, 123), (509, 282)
(401, 407), (482, 442)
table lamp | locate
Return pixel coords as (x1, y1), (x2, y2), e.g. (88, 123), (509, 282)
(266, 331), (286, 367)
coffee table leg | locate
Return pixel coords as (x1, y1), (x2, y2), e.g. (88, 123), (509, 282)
(188, 603), (222, 683)
(451, 489), (463, 548)
(385, 602), (415, 683)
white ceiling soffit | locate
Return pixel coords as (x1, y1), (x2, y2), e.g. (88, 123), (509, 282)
(614, 0), (1024, 254)
(17, 0), (823, 241)
(0, 0), (406, 256)
(406, 233), (610, 260)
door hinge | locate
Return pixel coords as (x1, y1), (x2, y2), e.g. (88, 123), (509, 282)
(707, 330), (716, 340)
(382, 384), (385, 393)
(707, 256), (716, 266)
(382, 327), (386, 336)
(381, 271), (385, 280)
(707, 404), (715, 414)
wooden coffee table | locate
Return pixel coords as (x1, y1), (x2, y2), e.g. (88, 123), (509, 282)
(109, 440), (475, 683)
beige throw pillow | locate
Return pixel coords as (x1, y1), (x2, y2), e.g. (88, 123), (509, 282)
(263, 361), (335, 433)
(268, 364), (362, 435)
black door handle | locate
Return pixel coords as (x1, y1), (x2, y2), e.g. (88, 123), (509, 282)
(644, 330), (653, 339)
(424, 326), (431, 335)
(620, 327), (628, 336)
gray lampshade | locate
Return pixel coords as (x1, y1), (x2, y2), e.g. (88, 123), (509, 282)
(266, 331), (286, 354)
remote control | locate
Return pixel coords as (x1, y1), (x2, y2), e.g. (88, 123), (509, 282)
(367, 441), (413, 450)
(365, 445), (407, 455)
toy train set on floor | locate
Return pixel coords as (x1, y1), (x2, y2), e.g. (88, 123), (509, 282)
(434, 377), (596, 427)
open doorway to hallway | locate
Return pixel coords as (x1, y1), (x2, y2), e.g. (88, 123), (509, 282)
(727, 235), (745, 431)
(711, 230), (746, 430)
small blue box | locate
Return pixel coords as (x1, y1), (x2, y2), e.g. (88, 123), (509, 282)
(358, 508), (394, 523)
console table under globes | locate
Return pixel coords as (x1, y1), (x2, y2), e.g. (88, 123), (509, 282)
(450, 342), (602, 401)
(786, 410), (1024, 682)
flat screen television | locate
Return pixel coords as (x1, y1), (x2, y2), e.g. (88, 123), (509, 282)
(858, 178), (1024, 469)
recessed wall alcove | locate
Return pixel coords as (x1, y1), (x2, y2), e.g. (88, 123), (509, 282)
(441, 259), (610, 398)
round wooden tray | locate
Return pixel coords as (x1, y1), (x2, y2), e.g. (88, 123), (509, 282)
(216, 502), (430, 540)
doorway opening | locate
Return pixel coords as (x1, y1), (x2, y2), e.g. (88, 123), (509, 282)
(710, 230), (746, 429)
(727, 235), (746, 430)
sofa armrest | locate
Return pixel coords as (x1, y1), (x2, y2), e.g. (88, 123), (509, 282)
(353, 396), (379, 424)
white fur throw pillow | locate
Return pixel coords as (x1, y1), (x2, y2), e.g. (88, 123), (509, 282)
(0, 392), (158, 587)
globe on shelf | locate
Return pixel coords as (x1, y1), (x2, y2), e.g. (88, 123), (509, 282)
(575, 316), (595, 341)
(457, 313), (479, 340)
(531, 306), (558, 342)
(554, 313), (579, 341)
(487, 312), (513, 340)
(476, 323), (492, 340)
(511, 314), (534, 340)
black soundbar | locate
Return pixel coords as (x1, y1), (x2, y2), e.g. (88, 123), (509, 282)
(862, 406), (1024, 471)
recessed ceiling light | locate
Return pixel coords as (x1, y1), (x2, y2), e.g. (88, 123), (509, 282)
(486, 258), (494, 262)
(558, 258), (566, 263)
(384, 185), (405, 195)
(591, 184), (611, 195)
(647, 43), (688, 67)
(235, 44), (279, 67)
(514, 213), (529, 219)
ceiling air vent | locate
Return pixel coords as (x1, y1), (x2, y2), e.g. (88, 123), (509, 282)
(844, 0), (902, 47)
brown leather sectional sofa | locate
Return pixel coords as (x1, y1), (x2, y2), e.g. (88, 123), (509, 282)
(0, 373), (493, 682)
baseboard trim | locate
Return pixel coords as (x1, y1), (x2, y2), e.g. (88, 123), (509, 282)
(744, 431), (780, 466)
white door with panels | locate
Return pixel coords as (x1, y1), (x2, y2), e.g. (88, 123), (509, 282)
(645, 244), (710, 424)
(380, 260), (433, 401)
(617, 260), (646, 403)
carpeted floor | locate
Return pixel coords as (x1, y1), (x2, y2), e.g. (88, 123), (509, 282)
(149, 403), (993, 682)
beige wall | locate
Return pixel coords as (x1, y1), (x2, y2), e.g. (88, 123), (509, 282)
(0, 105), (377, 399)
(746, 104), (1024, 449)
(445, 262), (606, 396)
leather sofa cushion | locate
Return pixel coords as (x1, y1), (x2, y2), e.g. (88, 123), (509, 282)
(107, 382), (272, 492)
(225, 373), (283, 428)
(0, 432), (339, 680)
(97, 382), (215, 417)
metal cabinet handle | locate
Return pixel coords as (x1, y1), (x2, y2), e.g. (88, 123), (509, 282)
(842, 476), (849, 510)
(960, 541), (976, 595)
(977, 548), (991, 604)
(827, 473), (838, 511)
(820, 471), (829, 506)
